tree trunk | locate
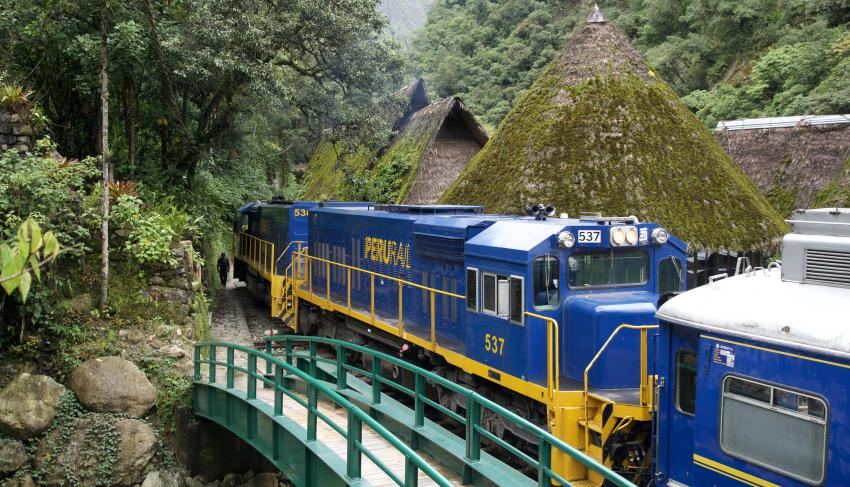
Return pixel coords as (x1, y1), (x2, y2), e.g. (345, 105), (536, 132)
(99, 0), (110, 313)
(123, 80), (136, 178)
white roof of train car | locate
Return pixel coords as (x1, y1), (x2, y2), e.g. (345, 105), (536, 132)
(657, 268), (850, 360)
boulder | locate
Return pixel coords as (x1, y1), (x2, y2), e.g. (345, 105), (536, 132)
(240, 473), (279, 487)
(149, 286), (191, 304)
(3, 473), (36, 487)
(32, 416), (156, 486)
(113, 419), (158, 486)
(221, 473), (239, 487)
(0, 373), (65, 439)
(141, 470), (181, 487)
(68, 292), (95, 315)
(160, 344), (186, 358)
(69, 356), (156, 417)
(0, 439), (28, 474)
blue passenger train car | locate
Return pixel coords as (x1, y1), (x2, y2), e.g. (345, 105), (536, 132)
(656, 208), (850, 486)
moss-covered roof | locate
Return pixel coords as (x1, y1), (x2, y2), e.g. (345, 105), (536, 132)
(303, 91), (487, 203)
(715, 122), (850, 216)
(440, 10), (787, 251)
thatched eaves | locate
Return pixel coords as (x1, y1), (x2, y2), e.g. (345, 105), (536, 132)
(385, 96), (489, 204)
(302, 84), (488, 203)
(441, 7), (787, 251)
(715, 115), (850, 215)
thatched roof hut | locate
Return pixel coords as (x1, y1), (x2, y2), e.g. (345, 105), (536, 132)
(303, 80), (488, 203)
(440, 6), (786, 251)
(715, 115), (850, 215)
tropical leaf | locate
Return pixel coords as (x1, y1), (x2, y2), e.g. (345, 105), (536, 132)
(18, 271), (31, 302)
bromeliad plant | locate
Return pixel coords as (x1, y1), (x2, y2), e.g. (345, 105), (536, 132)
(0, 218), (60, 302)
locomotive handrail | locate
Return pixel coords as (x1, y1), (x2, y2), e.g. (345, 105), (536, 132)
(194, 340), (454, 487)
(236, 232), (276, 279)
(297, 248), (464, 298)
(582, 324), (658, 453)
(263, 335), (636, 487)
(525, 311), (560, 401)
(274, 239), (307, 268)
(292, 245), (466, 350)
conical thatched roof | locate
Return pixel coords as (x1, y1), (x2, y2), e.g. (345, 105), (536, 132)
(303, 82), (487, 203)
(715, 115), (850, 215)
(440, 8), (786, 251)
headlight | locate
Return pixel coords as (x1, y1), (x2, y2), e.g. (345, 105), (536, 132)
(611, 227), (626, 245)
(626, 227), (638, 245)
(652, 227), (669, 245)
(558, 231), (575, 248)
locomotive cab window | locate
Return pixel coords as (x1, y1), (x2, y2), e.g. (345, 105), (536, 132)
(568, 250), (648, 288)
(532, 255), (560, 309)
(675, 350), (697, 415)
(466, 268), (478, 311)
(720, 376), (827, 484)
(481, 272), (524, 325)
(659, 256), (683, 295)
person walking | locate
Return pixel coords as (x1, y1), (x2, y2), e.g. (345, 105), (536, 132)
(217, 253), (229, 287)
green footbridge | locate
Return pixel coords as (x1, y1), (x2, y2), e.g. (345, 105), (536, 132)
(192, 336), (635, 487)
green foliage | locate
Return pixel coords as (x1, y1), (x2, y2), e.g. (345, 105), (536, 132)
(0, 84), (32, 111)
(29, 392), (121, 487)
(0, 140), (100, 256)
(0, 0), (405, 187)
(0, 219), (60, 302)
(411, 1), (850, 127)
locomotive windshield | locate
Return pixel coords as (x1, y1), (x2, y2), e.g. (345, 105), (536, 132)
(568, 250), (648, 288)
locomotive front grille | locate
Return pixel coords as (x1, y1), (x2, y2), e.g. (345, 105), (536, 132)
(804, 248), (850, 287)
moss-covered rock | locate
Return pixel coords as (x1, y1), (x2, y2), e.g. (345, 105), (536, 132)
(441, 10), (786, 251)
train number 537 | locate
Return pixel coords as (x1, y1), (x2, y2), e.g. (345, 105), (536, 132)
(484, 333), (505, 355)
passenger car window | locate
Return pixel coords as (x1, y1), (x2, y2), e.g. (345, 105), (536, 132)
(532, 255), (560, 309)
(721, 376), (827, 484)
(659, 256), (683, 294)
(675, 350), (697, 415)
(568, 250), (647, 288)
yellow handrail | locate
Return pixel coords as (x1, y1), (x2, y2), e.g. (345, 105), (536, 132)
(236, 232), (276, 278)
(275, 240), (307, 269)
(582, 324), (657, 450)
(525, 311), (560, 403)
(289, 249), (564, 403)
(297, 250), (464, 299)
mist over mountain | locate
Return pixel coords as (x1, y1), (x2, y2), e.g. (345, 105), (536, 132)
(379, 0), (434, 40)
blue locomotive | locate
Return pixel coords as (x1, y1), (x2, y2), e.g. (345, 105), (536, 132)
(656, 207), (850, 486)
(235, 199), (687, 483)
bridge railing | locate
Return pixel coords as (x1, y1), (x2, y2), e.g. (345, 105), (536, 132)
(194, 340), (454, 487)
(264, 335), (636, 487)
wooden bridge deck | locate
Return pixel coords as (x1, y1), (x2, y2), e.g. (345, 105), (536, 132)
(209, 355), (463, 487)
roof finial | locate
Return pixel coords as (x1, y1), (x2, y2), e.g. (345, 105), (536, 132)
(587, 3), (608, 23)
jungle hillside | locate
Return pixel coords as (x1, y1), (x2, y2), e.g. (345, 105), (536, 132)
(411, 0), (850, 129)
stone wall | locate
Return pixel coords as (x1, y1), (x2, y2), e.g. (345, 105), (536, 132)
(0, 110), (34, 153)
